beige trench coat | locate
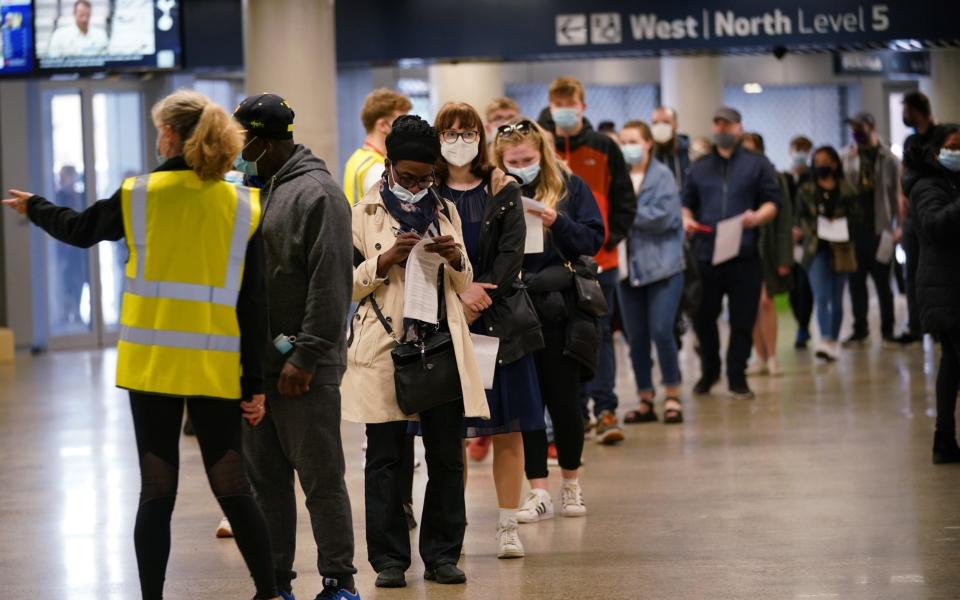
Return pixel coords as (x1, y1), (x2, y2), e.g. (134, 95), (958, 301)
(340, 188), (490, 424)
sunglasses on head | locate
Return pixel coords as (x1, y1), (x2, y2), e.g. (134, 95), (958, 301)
(496, 119), (536, 139)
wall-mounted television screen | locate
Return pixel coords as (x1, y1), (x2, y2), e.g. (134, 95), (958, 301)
(36, 0), (181, 72)
(1, 0), (34, 76)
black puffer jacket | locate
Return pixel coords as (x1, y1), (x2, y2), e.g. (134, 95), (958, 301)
(904, 152), (960, 334)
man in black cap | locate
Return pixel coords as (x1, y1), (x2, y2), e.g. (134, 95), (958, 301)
(681, 106), (781, 400)
(841, 111), (902, 347)
(233, 93), (360, 600)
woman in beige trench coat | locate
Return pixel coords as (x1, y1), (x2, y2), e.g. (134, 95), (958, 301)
(341, 115), (487, 589)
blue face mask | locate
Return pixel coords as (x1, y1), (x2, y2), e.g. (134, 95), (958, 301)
(234, 137), (266, 177)
(938, 149), (960, 172)
(791, 152), (810, 169)
(621, 144), (646, 166)
(508, 163), (541, 185)
(389, 167), (429, 204)
(551, 107), (580, 131)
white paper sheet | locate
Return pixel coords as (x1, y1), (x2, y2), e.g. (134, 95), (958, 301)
(617, 240), (629, 281)
(817, 216), (850, 242)
(522, 196), (545, 254)
(711, 214), (743, 265)
(793, 244), (804, 265)
(876, 229), (895, 264)
(402, 239), (446, 324)
(469, 333), (500, 390)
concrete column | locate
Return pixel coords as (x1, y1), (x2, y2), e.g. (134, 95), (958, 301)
(243, 0), (339, 166)
(660, 55), (723, 140)
(429, 62), (505, 118)
(926, 49), (960, 123)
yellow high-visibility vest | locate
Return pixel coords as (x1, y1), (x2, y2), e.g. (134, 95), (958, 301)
(117, 170), (261, 400)
(342, 145), (384, 205)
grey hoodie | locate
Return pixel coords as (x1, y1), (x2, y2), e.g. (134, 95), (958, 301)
(259, 145), (353, 387)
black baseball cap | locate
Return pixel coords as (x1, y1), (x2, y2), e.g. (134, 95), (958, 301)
(713, 106), (742, 124)
(234, 93), (295, 140)
(846, 111), (876, 128)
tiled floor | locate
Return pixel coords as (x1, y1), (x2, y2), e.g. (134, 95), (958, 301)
(1, 321), (958, 599)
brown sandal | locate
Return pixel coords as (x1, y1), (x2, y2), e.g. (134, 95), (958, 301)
(663, 397), (684, 424)
(624, 398), (658, 424)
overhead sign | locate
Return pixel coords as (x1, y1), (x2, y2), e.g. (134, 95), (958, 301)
(834, 50), (931, 76)
(336, 0), (960, 65)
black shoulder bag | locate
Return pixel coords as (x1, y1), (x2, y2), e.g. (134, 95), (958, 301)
(367, 265), (463, 416)
(554, 245), (608, 318)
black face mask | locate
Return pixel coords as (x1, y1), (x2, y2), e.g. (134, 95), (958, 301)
(903, 115), (917, 129)
(814, 165), (835, 180)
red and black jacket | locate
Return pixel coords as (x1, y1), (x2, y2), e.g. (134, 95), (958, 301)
(546, 121), (636, 272)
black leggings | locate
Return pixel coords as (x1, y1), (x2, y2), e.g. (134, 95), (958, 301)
(129, 392), (277, 600)
(936, 331), (960, 435)
(523, 322), (584, 479)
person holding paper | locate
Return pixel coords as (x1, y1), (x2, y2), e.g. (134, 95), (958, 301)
(841, 112), (902, 347)
(343, 115), (488, 588)
(796, 146), (861, 362)
(615, 121), (686, 425)
(493, 118), (604, 523)
(903, 124), (960, 464)
(681, 106), (781, 400)
(433, 102), (545, 560)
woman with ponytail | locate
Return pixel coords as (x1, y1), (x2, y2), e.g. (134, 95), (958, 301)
(3, 89), (283, 600)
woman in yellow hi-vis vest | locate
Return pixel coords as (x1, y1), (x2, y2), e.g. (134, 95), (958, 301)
(3, 90), (283, 600)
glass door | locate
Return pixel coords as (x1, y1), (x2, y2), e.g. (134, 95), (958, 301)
(38, 82), (145, 350)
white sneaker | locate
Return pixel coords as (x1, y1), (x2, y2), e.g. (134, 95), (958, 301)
(746, 359), (768, 376)
(766, 357), (784, 377)
(516, 489), (554, 523)
(496, 519), (525, 559)
(815, 340), (838, 362)
(560, 481), (587, 518)
(215, 516), (233, 538)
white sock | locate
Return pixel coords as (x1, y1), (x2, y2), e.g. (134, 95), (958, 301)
(499, 508), (517, 525)
(562, 477), (579, 488)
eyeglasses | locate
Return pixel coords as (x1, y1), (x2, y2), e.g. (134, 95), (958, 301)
(392, 166), (435, 190)
(441, 130), (479, 144)
(495, 120), (535, 139)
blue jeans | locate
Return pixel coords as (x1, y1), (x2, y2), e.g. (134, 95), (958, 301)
(807, 248), (848, 341)
(619, 271), (684, 393)
(581, 268), (620, 417)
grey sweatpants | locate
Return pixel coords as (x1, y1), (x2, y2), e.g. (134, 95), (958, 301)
(242, 384), (357, 592)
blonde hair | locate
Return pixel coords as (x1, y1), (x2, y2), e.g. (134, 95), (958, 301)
(485, 96), (520, 121)
(151, 90), (243, 181)
(493, 119), (570, 210)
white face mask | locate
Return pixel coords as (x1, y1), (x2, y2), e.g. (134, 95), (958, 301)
(441, 139), (479, 167)
(389, 167), (430, 204)
(651, 123), (674, 145)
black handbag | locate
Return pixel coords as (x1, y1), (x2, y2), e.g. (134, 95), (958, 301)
(481, 281), (541, 339)
(551, 244), (608, 318)
(366, 267), (462, 416)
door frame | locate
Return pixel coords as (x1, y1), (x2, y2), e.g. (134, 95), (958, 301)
(37, 79), (148, 351)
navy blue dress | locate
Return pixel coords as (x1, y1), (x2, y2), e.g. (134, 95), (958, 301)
(443, 181), (545, 438)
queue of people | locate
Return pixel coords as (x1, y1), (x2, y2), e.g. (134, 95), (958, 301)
(4, 78), (957, 600)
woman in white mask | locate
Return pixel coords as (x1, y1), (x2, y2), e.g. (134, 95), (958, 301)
(492, 119), (605, 524)
(431, 102), (546, 559)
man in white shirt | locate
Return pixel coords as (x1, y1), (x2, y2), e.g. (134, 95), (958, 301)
(46, 0), (108, 58)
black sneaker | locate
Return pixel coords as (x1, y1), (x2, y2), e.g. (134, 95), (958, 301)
(693, 375), (719, 396)
(895, 333), (923, 345)
(843, 332), (868, 347)
(375, 567), (406, 588)
(933, 431), (960, 465)
(728, 382), (755, 400)
(424, 564), (466, 585)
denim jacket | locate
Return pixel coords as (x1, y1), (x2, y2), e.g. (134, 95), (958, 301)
(626, 159), (685, 287)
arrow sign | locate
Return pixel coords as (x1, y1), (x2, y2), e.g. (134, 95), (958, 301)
(556, 14), (588, 46)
